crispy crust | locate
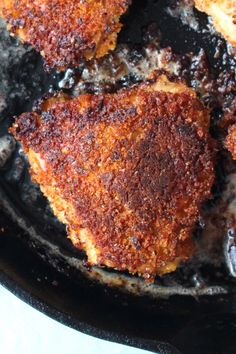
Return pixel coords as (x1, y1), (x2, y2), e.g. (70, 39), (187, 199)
(221, 99), (236, 159)
(226, 124), (236, 160)
(195, 0), (236, 46)
(0, 0), (130, 70)
(11, 74), (216, 279)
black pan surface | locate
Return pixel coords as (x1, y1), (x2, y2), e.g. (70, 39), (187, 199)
(1, 1), (236, 353)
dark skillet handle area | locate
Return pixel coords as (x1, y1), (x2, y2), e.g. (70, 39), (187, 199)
(172, 313), (236, 354)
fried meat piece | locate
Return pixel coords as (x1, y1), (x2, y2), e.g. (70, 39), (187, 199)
(221, 100), (236, 160)
(225, 124), (236, 160)
(11, 74), (216, 279)
(195, 0), (236, 46)
(0, 0), (130, 70)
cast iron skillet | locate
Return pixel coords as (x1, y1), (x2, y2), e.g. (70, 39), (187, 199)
(1, 1), (236, 353)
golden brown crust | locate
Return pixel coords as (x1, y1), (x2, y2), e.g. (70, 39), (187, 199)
(195, 0), (236, 46)
(221, 99), (236, 159)
(226, 124), (236, 160)
(11, 75), (216, 279)
(0, 0), (130, 70)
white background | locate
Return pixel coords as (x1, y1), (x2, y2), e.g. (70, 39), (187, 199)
(0, 285), (153, 354)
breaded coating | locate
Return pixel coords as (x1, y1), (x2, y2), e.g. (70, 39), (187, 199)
(0, 0), (130, 70)
(195, 0), (236, 46)
(221, 100), (236, 159)
(226, 124), (236, 160)
(11, 74), (216, 279)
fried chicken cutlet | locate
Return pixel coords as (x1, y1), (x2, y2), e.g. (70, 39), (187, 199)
(195, 0), (236, 46)
(226, 124), (236, 160)
(221, 102), (236, 160)
(11, 74), (216, 279)
(0, 0), (130, 70)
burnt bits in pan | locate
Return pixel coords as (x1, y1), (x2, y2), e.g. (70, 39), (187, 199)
(1, 0), (236, 296)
